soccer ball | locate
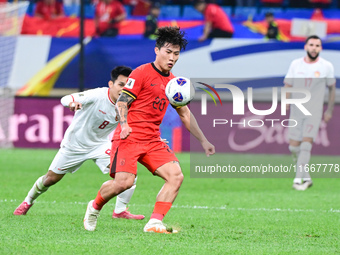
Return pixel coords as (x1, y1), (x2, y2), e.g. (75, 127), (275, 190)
(165, 77), (195, 107)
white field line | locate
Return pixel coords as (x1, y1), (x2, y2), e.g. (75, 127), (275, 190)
(2, 199), (340, 213)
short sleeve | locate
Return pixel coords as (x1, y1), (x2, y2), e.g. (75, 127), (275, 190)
(70, 88), (101, 105)
(111, 1), (125, 18)
(122, 67), (144, 100)
(204, 4), (216, 22)
(117, 2), (125, 15)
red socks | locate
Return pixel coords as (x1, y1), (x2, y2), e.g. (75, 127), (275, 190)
(93, 194), (172, 220)
(150, 201), (172, 221)
(92, 191), (108, 210)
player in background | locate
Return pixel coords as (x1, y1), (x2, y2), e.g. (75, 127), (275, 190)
(284, 35), (336, 191)
(194, 0), (234, 42)
(14, 66), (145, 220)
(84, 27), (215, 233)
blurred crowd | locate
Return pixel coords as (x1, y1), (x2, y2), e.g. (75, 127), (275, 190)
(2, 0), (339, 39)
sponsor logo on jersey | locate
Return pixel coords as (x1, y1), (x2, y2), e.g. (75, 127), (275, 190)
(314, 71), (320, 77)
(125, 78), (135, 89)
(150, 83), (157, 86)
(99, 110), (106, 114)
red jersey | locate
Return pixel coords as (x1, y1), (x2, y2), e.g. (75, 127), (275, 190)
(204, 4), (234, 33)
(95, 0), (125, 33)
(114, 63), (175, 142)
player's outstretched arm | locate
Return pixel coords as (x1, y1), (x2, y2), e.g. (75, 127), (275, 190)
(176, 106), (215, 157)
(324, 84), (336, 123)
(199, 21), (212, 42)
(116, 92), (135, 139)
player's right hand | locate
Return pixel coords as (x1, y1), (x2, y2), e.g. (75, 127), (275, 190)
(120, 125), (132, 139)
(198, 35), (207, 42)
(69, 102), (82, 112)
(202, 140), (215, 157)
(324, 109), (333, 123)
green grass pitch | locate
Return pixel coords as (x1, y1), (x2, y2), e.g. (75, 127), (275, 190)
(1, 149), (339, 254)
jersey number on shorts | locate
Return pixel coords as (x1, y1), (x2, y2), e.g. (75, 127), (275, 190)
(99, 121), (110, 129)
(152, 97), (166, 111)
(305, 124), (313, 133)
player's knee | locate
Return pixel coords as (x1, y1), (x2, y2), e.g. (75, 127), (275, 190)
(300, 141), (312, 152)
(44, 171), (64, 186)
(171, 171), (184, 188)
(178, 172), (184, 186)
(115, 179), (134, 193)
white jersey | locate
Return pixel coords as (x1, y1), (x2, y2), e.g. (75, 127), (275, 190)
(284, 57), (335, 117)
(60, 87), (118, 151)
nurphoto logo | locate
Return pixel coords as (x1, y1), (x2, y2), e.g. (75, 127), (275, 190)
(197, 83), (311, 128)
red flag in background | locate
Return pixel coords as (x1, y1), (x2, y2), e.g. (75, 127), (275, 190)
(21, 15), (204, 37)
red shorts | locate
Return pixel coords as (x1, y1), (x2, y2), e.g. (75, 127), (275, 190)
(109, 139), (178, 178)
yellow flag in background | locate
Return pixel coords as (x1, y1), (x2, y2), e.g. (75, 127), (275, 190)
(243, 20), (290, 42)
(16, 37), (91, 96)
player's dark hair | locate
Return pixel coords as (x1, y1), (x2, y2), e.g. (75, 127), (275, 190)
(155, 26), (188, 51)
(110, 66), (132, 82)
(194, 0), (206, 7)
(305, 35), (321, 45)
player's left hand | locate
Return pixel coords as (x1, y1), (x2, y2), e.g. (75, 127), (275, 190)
(324, 109), (332, 123)
(201, 140), (215, 157)
(69, 102), (82, 112)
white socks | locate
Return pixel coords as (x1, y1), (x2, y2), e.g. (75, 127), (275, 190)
(294, 142), (312, 184)
(289, 145), (300, 164)
(290, 145), (301, 184)
(114, 177), (137, 213)
(24, 176), (48, 205)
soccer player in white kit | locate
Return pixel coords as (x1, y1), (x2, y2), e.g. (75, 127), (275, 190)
(284, 35), (336, 191)
(14, 66), (145, 220)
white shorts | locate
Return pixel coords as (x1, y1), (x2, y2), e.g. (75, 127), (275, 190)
(288, 114), (322, 141)
(49, 144), (111, 175)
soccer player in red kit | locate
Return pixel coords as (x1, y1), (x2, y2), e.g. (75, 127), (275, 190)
(84, 27), (215, 233)
(194, 0), (234, 42)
